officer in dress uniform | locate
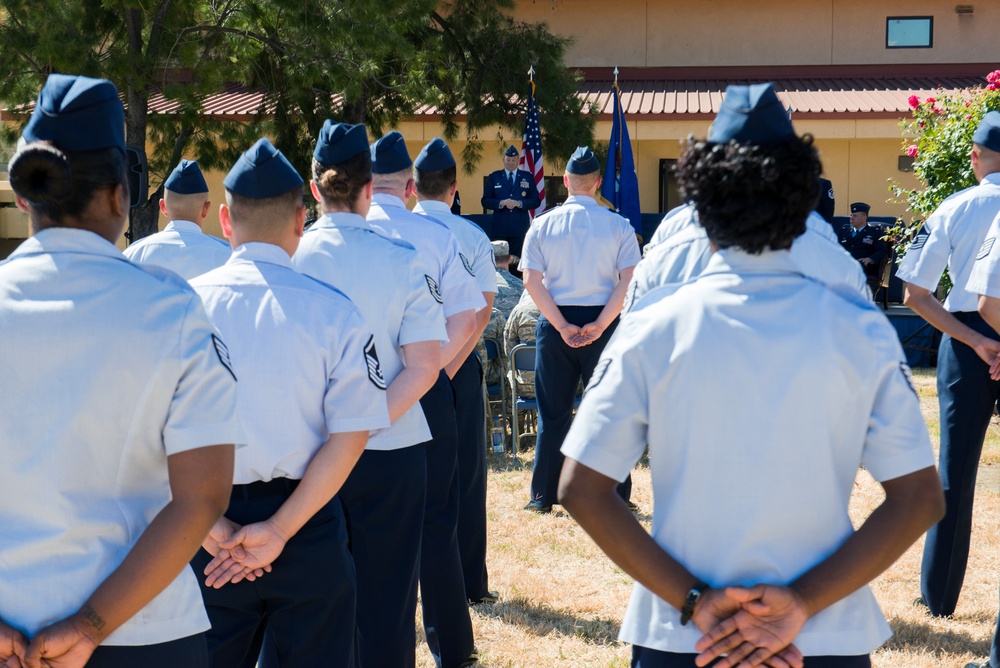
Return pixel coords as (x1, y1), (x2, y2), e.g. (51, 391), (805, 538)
(124, 159), (231, 279)
(838, 202), (887, 284)
(625, 207), (870, 314)
(481, 145), (541, 260)
(897, 111), (1000, 625)
(558, 82), (944, 668)
(186, 137), (390, 667)
(291, 121), (446, 668)
(412, 138), (500, 606)
(0, 74), (238, 668)
(367, 131), (484, 668)
(519, 146), (641, 513)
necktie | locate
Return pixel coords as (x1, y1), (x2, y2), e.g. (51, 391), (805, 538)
(508, 172), (514, 189)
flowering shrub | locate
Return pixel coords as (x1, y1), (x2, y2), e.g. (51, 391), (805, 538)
(894, 71), (1000, 260)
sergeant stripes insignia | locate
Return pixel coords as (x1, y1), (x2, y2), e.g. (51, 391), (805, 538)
(425, 275), (443, 304)
(910, 231), (929, 251)
(364, 336), (387, 390)
(212, 334), (236, 381)
(977, 236), (996, 261)
(459, 252), (475, 276)
(584, 358), (611, 396)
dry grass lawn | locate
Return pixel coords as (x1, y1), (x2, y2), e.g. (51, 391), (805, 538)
(417, 368), (1000, 667)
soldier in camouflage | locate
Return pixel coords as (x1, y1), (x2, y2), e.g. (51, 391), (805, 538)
(492, 240), (524, 319)
(503, 292), (540, 399)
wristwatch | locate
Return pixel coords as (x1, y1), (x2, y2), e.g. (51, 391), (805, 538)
(679, 581), (710, 626)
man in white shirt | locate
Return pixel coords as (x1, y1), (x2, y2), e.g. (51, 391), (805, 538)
(189, 138), (390, 666)
(124, 159), (230, 279)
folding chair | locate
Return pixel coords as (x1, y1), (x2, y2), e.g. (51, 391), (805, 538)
(509, 344), (538, 453)
(482, 338), (509, 454)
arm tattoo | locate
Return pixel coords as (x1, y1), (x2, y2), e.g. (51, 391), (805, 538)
(78, 604), (106, 636)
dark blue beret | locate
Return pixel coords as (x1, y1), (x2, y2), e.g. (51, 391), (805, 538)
(164, 159), (209, 195)
(566, 146), (600, 175)
(415, 138), (456, 172)
(314, 121), (369, 166)
(370, 131), (412, 174)
(850, 202), (871, 214)
(22, 74), (125, 153)
(223, 138), (303, 199)
(708, 83), (794, 145)
(504, 145), (519, 157)
(973, 111), (1000, 153)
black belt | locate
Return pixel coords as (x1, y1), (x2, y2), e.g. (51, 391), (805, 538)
(232, 477), (299, 503)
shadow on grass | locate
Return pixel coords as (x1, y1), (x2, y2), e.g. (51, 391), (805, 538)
(884, 616), (991, 656)
(473, 594), (624, 645)
(487, 451), (531, 474)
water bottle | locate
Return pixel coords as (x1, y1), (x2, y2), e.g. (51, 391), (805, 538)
(491, 425), (505, 454)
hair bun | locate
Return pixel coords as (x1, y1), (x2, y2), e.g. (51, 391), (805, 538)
(8, 143), (72, 204)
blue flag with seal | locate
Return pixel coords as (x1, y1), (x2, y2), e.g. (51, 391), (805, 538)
(601, 78), (642, 240)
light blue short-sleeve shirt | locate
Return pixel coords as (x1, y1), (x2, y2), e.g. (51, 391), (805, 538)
(192, 243), (391, 483)
(124, 219), (231, 280)
(898, 173), (1000, 312)
(563, 248), (934, 656)
(0, 228), (241, 643)
(369, 193), (486, 318)
(293, 212), (448, 451)
(413, 199), (498, 299)
(519, 195), (641, 305)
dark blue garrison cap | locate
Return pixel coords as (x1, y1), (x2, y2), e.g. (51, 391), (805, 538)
(850, 202), (871, 214)
(973, 111), (1000, 153)
(314, 121), (369, 165)
(415, 138), (456, 172)
(22, 74), (125, 153)
(164, 159), (209, 195)
(504, 145), (519, 157)
(566, 146), (600, 175)
(371, 131), (412, 174)
(224, 138), (303, 199)
(708, 83), (795, 145)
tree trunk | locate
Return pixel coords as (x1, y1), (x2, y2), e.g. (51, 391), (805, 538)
(123, 7), (158, 243)
(342, 97), (367, 125)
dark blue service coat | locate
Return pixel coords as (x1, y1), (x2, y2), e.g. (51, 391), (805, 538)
(481, 169), (541, 238)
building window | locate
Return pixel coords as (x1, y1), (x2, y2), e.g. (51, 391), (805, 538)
(898, 155), (916, 172)
(886, 17), (933, 49)
(659, 159), (681, 213)
(543, 175), (567, 209)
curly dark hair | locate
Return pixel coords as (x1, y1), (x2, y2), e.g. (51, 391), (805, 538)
(676, 135), (821, 253)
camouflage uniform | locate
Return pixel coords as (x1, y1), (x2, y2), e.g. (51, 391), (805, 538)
(493, 268), (524, 319)
(475, 307), (507, 387)
(503, 293), (540, 399)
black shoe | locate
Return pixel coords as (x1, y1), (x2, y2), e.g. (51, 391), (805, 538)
(626, 501), (639, 511)
(456, 648), (480, 667)
(523, 499), (552, 513)
(470, 590), (499, 605)
(965, 662), (990, 668)
(913, 596), (927, 609)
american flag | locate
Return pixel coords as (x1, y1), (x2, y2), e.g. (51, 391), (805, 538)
(519, 85), (545, 218)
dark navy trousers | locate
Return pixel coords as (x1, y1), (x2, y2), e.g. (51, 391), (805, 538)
(419, 372), (475, 668)
(340, 445), (427, 668)
(191, 479), (355, 668)
(531, 306), (620, 506)
(632, 647), (870, 668)
(84, 634), (208, 667)
(921, 312), (1000, 618)
(452, 353), (490, 602)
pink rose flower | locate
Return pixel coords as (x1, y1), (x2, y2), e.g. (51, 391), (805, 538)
(987, 70), (1000, 84)
(990, 83), (999, 91)
(906, 145), (919, 158)
(908, 95), (920, 109)
(926, 96), (936, 105)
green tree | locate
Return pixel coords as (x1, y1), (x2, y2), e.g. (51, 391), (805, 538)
(0, 0), (593, 239)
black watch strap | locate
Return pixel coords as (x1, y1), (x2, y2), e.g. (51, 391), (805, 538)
(679, 581), (710, 626)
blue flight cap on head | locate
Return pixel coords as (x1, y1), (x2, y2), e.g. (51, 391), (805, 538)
(164, 159), (209, 195)
(708, 83), (795, 144)
(415, 138), (456, 172)
(22, 74), (125, 153)
(850, 202), (871, 214)
(566, 146), (600, 175)
(370, 131), (413, 174)
(223, 138), (303, 199)
(973, 111), (1000, 153)
(504, 145), (519, 157)
(314, 121), (369, 165)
